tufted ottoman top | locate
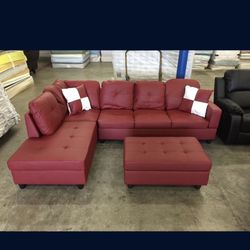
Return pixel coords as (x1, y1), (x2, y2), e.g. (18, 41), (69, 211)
(124, 137), (211, 171)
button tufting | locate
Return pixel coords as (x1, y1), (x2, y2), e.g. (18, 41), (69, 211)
(163, 151), (167, 154)
(141, 142), (146, 145)
(63, 146), (69, 149)
(70, 135), (74, 138)
(143, 150), (147, 154)
(161, 142), (165, 145)
(73, 126), (78, 129)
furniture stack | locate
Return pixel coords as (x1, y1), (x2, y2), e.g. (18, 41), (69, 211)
(238, 51), (250, 69)
(51, 50), (90, 68)
(101, 51), (112, 62)
(0, 84), (20, 138)
(192, 50), (213, 70)
(90, 50), (101, 62)
(112, 50), (195, 81)
(209, 50), (240, 70)
(0, 50), (34, 99)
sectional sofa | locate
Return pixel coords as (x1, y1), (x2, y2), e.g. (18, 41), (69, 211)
(7, 79), (222, 188)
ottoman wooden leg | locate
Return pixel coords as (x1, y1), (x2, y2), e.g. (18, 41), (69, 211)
(19, 184), (27, 189)
(77, 185), (84, 189)
(127, 185), (134, 189)
(194, 185), (201, 190)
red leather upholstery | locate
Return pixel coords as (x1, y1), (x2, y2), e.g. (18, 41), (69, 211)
(166, 79), (200, 110)
(8, 121), (97, 184)
(53, 79), (67, 89)
(29, 92), (67, 135)
(206, 102), (222, 128)
(134, 110), (171, 128)
(167, 110), (209, 128)
(64, 109), (100, 122)
(134, 81), (165, 110)
(64, 80), (100, 109)
(100, 81), (134, 109)
(24, 112), (40, 138)
(124, 137), (212, 186)
(43, 85), (66, 105)
(98, 110), (134, 129)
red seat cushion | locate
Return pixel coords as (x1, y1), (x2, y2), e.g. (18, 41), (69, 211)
(64, 109), (100, 122)
(124, 137), (211, 171)
(165, 79), (200, 110)
(134, 110), (171, 128)
(167, 110), (209, 128)
(134, 81), (165, 110)
(98, 110), (134, 129)
(100, 80), (134, 110)
(8, 121), (96, 171)
(29, 92), (67, 135)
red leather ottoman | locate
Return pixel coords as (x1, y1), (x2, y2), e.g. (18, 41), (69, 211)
(124, 137), (212, 189)
(7, 121), (97, 189)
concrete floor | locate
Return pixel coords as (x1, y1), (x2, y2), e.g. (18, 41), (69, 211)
(0, 62), (249, 231)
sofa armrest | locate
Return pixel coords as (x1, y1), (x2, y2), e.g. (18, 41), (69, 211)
(216, 98), (244, 115)
(205, 102), (222, 128)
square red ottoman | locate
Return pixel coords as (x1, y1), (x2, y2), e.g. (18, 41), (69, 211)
(124, 137), (212, 189)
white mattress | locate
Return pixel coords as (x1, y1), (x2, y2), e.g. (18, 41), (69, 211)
(52, 59), (90, 69)
(112, 50), (194, 80)
(51, 52), (90, 63)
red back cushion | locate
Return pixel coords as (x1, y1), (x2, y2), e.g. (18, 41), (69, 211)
(165, 79), (200, 110)
(100, 81), (134, 110)
(65, 80), (100, 109)
(43, 85), (66, 105)
(29, 92), (66, 135)
(134, 81), (165, 110)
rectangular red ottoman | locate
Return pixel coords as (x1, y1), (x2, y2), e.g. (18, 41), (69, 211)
(124, 137), (212, 189)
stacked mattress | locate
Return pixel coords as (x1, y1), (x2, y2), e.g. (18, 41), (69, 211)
(238, 51), (250, 69)
(0, 84), (20, 138)
(193, 50), (213, 70)
(90, 50), (101, 62)
(209, 50), (240, 70)
(0, 51), (34, 99)
(101, 51), (113, 62)
(51, 50), (90, 68)
(112, 50), (195, 81)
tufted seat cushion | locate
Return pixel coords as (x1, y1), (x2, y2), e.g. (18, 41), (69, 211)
(8, 121), (97, 172)
(134, 110), (171, 128)
(124, 137), (211, 171)
(98, 110), (134, 129)
(64, 109), (100, 122)
(167, 110), (209, 129)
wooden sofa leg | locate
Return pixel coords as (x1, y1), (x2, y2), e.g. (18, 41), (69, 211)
(77, 185), (84, 189)
(19, 184), (27, 189)
(194, 185), (201, 190)
(127, 185), (134, 189)
(99, 140), (105, 143)
(206, 140), (212, 144)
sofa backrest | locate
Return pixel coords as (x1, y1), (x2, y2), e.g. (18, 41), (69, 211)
(43, 82), (66, 105)
(100, 80), (134, 110)
(224, 70), (250, 108)
(64, 80), (100, 109)
(28, 92), (67, 136)
(134, 81), (165, 110)
(165, 79), (200, 110)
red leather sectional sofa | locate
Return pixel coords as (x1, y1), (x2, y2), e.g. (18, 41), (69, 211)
(7, 79), (222, 188)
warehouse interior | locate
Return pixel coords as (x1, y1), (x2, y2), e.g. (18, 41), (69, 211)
(0, 50), (249, 231)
